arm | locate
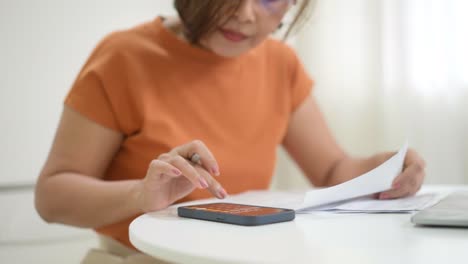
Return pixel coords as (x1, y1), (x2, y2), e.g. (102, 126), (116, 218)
(35, 107), (225, 228)
(283, 95), (426, 198)
(283, 95), (393, 187)
(34, 106), (143, 228)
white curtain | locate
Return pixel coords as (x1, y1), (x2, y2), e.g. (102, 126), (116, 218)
(379, 0), (468, 184)
(272, 0), (468, 189)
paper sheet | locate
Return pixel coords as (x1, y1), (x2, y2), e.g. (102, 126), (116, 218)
(215, 190), (442, 214)
(294, 142), (408, 210)
(298, 193), (443, 213)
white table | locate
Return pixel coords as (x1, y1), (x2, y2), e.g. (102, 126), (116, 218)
(130, 185), (468, 264)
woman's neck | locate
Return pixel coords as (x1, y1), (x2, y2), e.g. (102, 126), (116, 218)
(162, 16), (187, 42)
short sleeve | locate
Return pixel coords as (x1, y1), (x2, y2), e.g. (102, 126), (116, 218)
(65, 64), (120, 131)
(284, 45), (314, 112)
(64, 32), (139, 135)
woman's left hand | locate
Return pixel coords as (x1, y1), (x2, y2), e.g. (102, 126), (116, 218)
(378, 149), (426, 200)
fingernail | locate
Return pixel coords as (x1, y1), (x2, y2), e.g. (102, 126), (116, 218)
(217, 187), (228, 199)
(393, 183), (400, 189)
(211, 166), (220, 176)
(199, 178), (209, 188)
(380, 194), (388, 199)
(172, 169), (181, 176)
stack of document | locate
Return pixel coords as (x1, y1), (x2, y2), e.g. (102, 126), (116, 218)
(220, 142), (442, 213)
(298, 193), (441, 213)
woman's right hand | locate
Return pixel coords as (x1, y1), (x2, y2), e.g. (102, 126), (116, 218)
(137, 140), (227, 213)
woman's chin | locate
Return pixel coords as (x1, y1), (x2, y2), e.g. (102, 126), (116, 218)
(202, 35), (254, 58)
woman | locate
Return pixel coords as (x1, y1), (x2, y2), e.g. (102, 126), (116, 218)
(35, 0), (426, 263)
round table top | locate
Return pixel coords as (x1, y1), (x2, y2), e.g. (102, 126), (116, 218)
(130, 185), (468, 264)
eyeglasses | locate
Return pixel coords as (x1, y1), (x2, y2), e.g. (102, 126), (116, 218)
(257, 0), (295, 14)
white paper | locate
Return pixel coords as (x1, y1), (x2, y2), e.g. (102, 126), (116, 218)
(298, 193), (443, 213)
(293, 142), (408, 210)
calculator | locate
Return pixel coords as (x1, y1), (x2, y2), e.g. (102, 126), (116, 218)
(411, 191), (468, 227)
(177, 203), (295, 226)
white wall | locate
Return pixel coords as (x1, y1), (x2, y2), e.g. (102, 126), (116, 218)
(297, 0), (383, 154)
(292, 0), (468, 185)
(0, 2), (176, 263)
(0, 0), (176, 186)
(272, 0), (385, 190)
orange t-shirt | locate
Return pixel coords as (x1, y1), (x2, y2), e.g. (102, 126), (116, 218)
(65, 17), (313, 248)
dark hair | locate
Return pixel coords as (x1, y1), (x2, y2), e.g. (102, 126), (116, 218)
(174, 0), (314, 43)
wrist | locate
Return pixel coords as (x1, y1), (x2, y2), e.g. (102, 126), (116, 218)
(371, 152), (395, 168)
(322, 155), (349, 186)
(129, 180), (145, 214)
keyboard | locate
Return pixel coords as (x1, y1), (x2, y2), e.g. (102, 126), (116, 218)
(411, 191), (468, 227)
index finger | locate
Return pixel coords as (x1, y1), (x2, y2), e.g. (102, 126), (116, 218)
(195, 166), (228, 199)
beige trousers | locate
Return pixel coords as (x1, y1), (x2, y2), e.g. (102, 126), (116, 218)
(81, 235), (172, 264)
